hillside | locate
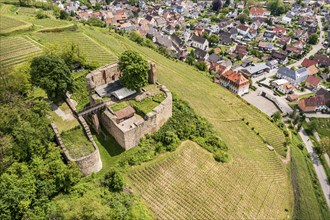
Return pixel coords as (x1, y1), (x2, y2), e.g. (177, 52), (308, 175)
(1, 3), (329, 219)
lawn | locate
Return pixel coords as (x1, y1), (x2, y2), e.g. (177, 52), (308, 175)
(49, 102), (79, 133)
(71, 72), (90, 111)
(110, 101), (128, 112)
(61, 126), (95, 159)
(310, 118), (330, 155)
(129, 93), (166, 116)
(128, 141), (291, 219)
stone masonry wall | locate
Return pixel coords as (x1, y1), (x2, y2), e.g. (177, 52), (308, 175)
(86, 63), (121, 90)
(101, 85), (172, 150)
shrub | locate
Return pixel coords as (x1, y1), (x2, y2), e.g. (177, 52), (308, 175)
(297, 143), (304, 150)
(103, 168), (125, 192)
(214, 150), (230, 163)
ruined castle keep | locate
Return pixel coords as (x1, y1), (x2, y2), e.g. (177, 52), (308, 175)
(86, 62), (172, 150)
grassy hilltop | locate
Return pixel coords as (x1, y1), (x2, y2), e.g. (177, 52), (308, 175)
(1, 3), (329, 219)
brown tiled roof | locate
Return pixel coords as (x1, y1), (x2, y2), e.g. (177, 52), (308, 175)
(114, 106), (135, 120)
(220, 70), (249, 88)
(301, 58), (317, 68)
(249, 8), (265, 16)
(298, 95), (325, 112)
(306, 75), (321, 87)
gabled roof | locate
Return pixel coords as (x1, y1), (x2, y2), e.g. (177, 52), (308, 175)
(191, 34), (208, 44)
(298, 95), (325, 112)
(306, 75), (321, 87)
(313, 55), (330, 67)
(249, 8), (265, 16)
(301, 58), (317, 68)
(307, 65), (319, 75)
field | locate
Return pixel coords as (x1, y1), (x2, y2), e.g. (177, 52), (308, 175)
(129, 141), (290, 219)
(0, 15), (31, 34)
(0, 36), (42, 66)
(33, 31), (117, 65)
(61, 126), (95, 159)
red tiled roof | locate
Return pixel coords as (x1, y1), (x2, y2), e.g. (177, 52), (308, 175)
(221, 70), (249, 88)
(301, 58), (317, 68)
(249, 8), (265, 16)
(114, 106), (135, 120)
(298, 95), (325, 112)
(306, 75), (321, 87)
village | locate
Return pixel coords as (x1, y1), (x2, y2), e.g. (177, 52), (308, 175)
(53, 0), (330, 117)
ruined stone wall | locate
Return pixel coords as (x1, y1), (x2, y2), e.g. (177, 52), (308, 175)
(50, 117), (102, 176)
(86, 63), (121, 90)
(101, 85), (172, 150)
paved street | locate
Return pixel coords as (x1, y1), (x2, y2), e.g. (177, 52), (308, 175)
(288, 16), (325, 68)
(298, 128), (330, 209)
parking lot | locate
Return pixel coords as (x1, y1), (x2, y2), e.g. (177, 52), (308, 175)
(243, 90), (279, 116)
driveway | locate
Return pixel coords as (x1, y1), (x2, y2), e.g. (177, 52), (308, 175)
(299, 128), (330, 209)
(243, 90), (279, 116)
(287, 16), (325, 68)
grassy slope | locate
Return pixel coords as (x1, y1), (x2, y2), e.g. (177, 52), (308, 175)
(290, 133), (330, 220)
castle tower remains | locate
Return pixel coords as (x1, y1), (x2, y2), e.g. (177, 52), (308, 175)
(148, 63), (157, 84)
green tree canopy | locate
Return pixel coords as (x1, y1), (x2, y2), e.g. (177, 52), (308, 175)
(118, 50), (149, 90)
(30, 55), (74, 101)
(267, 0), (289, 16)
(308, 34), (319, 45)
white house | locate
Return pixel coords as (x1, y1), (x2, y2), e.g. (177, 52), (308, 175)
(190, 35), (209, 50)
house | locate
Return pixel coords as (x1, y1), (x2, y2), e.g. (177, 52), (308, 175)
(276, 67), (309, 85)
(294, 30), (309, 42)
(270, 51), (288, 64)
(286, 46), (303, 55)
(287, 94), (299, 102)
(276, 37), (291, 48)
(307, 65), (319, 75)
(258, 41), (274, 51)
(313, 55), (330, 67)
(240, 63), (270, 78)
(282, 14), (292, 24)
(219, 70), (250, 96)
(277, 82), (295, 94)
(263, 31), (276, 41)
(237, 24), (249, 36)
(208, 53), (222, 63)
(298, 95), (328, 112)
(305, 75), (322, 91)
(195, 48), (209, 61)
(316, 88), (330, 107)
(190, 35), (209, 50)
(293, 41), (305, 49)
(266, 60), (278, 69)
(301, 58), (317, 68)
(249, 8), (265, 17)
(273, 27), (286, 37)
(234, 45), (248, 60)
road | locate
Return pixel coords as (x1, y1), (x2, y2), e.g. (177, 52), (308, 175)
(298, 128), (330, 209)
(288, 16), (325, 68)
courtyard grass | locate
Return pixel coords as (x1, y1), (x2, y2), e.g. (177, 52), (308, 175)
(61, 125), (95, 159)
(129, 93), (166, 116)
(110, 101), (128, 112)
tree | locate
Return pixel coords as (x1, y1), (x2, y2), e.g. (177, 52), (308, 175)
(103, 169), (125, 191)
(267, 0), (288, 16)
(237, 13), (249, 24)
(208, 34), (219, 46)
(212, 0), (222, 12)
(118, 50), (149, 90)
(308, 34), (319, 45)
(272, 111), (282, 122)
(224, 0), (230, 7)
(30, 55), (74, 101)
(59, 10), (69, 20)
(36, 10), (48, 19)
(185, 56), (195, 65)
(195, 61), (207, 71)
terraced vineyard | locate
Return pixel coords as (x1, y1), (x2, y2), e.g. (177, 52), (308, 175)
(0, 15), (31, 34)
(0, 36), (42, 67)
(34, 31), (117, 65)
(129, 141), (290, 219)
